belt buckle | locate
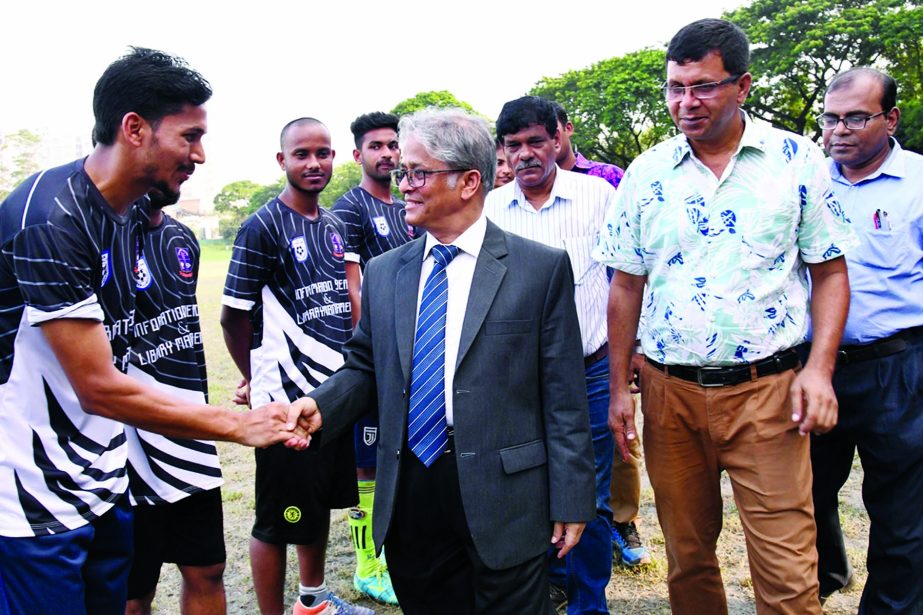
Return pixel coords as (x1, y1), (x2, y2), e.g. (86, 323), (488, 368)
(696, 366), (726, 388)
(836, 349), (850, 365)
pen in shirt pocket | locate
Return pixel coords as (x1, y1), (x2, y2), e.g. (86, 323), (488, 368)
(873, 209), (892, 230)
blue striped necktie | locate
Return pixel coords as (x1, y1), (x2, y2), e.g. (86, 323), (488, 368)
(407, 244), (460, 467)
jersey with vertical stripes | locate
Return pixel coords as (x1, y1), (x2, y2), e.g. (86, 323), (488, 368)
(126, 213), (223, 506)
(221, 199), (351, 406)
(0, 159), (144, 537)
(332, 186), (415, 269)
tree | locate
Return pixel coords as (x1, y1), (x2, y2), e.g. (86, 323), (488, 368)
(391, 91), (478, 116)
(726, 0), (923, 143)
(213, 162), (368, 238)
(531, 48), (674, 169)
(0, 129), (42, 200)
(319, 162), (362, 208)
(213, 179), (263, 239)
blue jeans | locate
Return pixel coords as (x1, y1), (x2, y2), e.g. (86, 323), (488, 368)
(549, 355), (613, 614)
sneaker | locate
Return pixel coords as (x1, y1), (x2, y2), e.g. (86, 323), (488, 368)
(612, 520), (652, 567)
(354, 560), (398, 605)
(292, 597), (334, 615)
(549, 582), (568, 613)
(327, 591), (376, 615)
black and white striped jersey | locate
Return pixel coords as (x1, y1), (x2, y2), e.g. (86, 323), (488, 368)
(222, 199), (351, 406)
(126, 214), (223, 506)
(331, 186), (416, 269)
(0, 159), (144, 537)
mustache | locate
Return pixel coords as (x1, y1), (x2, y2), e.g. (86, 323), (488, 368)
(515, 161), (542, 171)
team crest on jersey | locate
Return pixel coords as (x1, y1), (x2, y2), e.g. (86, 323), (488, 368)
(363, 426), (378, 446)
(291, 236), (309, 262)
(175, 247), (194, 278)
(135, 256), (153, 290)
(372, 216), (391, 237)
(100, 250), (111, 287)
(328, 230), (345, 259)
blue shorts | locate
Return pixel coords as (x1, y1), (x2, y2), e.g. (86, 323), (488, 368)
(0, 497), (133, 615)
(353, 412), (379, 469)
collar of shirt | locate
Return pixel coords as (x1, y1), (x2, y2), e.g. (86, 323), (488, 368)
(509, 165), (576, 212)
(573, 151), (595, 172)
(422, 213), (487, 261)
(670, 111), (769, 168)
(830, 137), (906, 185)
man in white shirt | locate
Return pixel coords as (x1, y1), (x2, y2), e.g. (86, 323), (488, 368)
(486, 95), (617, 615)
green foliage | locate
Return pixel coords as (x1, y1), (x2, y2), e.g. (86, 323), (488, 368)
(213, 179), (263, 239)
(391, 91), (478, 116)
(319, 162), (362, 208)
(0, 129), (42, 200)
(213, 163), (368, 238)
(531, 48), (674, 169)
(726, 0), (923, 143)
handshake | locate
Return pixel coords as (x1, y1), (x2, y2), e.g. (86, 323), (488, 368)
(232, 384), (323, 450)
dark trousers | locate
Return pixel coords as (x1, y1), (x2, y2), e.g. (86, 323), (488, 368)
(385, 442), (553, 615)
(811, 332), (923, 614)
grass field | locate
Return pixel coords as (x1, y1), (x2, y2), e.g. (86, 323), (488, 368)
(151, 243), (869, 614)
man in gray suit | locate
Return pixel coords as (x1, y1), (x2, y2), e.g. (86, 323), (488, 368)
(297, 108), (596, 614)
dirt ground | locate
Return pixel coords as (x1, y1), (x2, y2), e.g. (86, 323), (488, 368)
(148, 246), (869, 614)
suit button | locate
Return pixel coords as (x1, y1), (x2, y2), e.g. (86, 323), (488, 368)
(396, 450), (400, 460)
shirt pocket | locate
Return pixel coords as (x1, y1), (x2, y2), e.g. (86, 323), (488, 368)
(562, 235), (598, 285)
(853, 228), (913, 271)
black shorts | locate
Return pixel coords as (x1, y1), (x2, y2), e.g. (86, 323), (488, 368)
(252, 434), (358, 545)
(127, 488), (226, 599)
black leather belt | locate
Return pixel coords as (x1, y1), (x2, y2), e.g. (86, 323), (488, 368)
(837, 325), (923, 365)
(646, 349), (800, 388)
(585, 343), (608, 368)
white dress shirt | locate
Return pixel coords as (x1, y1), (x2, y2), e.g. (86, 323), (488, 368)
(485, 167), (615, 356)
(416, 214), (487, 425)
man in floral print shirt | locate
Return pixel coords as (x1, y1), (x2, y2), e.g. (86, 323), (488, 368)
(594, 19), (855, 615)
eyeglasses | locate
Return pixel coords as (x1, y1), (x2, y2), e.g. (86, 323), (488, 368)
(662, 75), (741, 101)
(390, 168), (467, 188)
(816, 111), (886, 131)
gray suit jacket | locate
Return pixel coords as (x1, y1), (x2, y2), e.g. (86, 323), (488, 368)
(312, 219), (595, 570)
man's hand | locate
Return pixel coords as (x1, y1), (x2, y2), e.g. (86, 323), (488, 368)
(551, 521), (586, 559)
(790, 365), (838, 435)
(233, 379), (250, 407)
(609, 388), (638, 462)
(282, 397), (324, 449)
(629, 352), (644, 394)
(238, 401), (310, 449)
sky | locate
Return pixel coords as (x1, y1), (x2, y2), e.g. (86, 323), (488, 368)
(1, 0), (741, 204)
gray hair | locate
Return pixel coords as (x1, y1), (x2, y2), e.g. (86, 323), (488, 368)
(398, 108), (495, 195)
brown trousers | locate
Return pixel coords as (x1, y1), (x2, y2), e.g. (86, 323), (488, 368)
(608, 431), (641, 523)
(640, 362), (821, 615)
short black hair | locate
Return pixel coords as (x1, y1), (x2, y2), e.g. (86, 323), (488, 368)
(666, 18), (750, 76)
(495, 96), (558, 143)
(92, 47), (212, 146)
(350, 111), (399, 149)
(279, 117), (326, 149)
(550, 101), (569, 126)
(827, 67), (898, 113)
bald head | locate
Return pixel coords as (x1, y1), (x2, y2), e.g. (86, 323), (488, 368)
(280, 117), (326, 149)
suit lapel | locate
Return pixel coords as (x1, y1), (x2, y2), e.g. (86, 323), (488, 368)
(395, 240), (425, 383)
(456, 221), (508, 369)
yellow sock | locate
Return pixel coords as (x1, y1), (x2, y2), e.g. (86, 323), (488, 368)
(349, 480), (377, 577)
